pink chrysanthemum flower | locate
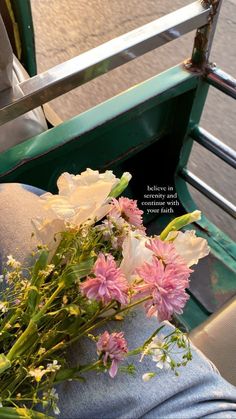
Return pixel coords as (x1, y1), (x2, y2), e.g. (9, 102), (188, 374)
(97, 331), (128, 377)
(109, 197), (144, 228)
(135, 257), (191, 321)
(146, 238), (184, 265)
(80, 253), (129, 304)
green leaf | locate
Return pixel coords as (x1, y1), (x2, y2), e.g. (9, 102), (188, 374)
(55, 366), (84, 382)
(27, 286), (40, 316)
(0, 353), (11, 375)
(31, 250), (49, 286)
(60, 258), (94, 287)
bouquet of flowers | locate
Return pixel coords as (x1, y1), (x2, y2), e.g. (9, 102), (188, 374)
(0, 169), (209, 418)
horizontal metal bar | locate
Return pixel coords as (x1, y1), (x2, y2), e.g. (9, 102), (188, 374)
(0, 1), (211, 126)
(205, 66), (236, 99)
(191, 126), (236, 169)
(180, 168), (236, 218)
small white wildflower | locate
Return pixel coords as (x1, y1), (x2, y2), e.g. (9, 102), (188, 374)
(29, 367), (47, 382)
(6, 255), (21, 269)
(43, 388), (60, 415)
(5, 271), (19, 284)
(39, 264), (55, 277)
(142, 372), (156, 382)
(153, 352), (171, 370)
(53, 405), (60, 415)
(0, 302), (8, 313)
(0, 400), (3, 408)
(0, 275), (4, 283)
(51, 389), (60, 415)
(49, 388), (59, 400)
(46, 360), (61, 372)
(140, 335), (164, 361)
(141, 334), (171, 370)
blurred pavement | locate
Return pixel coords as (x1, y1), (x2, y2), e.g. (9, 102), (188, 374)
(31, 0), (236, 240)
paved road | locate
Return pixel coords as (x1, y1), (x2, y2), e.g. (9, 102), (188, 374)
(31, 0), (236, 240)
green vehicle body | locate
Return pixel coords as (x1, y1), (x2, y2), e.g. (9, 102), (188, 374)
(0, 0), (235, 331)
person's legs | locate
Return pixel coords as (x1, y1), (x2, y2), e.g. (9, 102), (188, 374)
(57, 310), (236, 419)
(0, 183), (236, 419)
(0, 15), (47, 152)
(0, 183), (49, 270)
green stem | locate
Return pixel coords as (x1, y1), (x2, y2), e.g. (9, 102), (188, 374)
(36, 302), (116, 364)
(33, 283), (64, 322)
(7, 283), (64, 362)
(36, 341), (65, 365)
(63, 296), (151, 349)
(0, 309), (21, 334)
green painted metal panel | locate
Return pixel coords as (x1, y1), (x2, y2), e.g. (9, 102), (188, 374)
(177, 295), (209, 331)
(1, 60), (234, 330)
(0, 65), (198, 191)
(173, 76), (236, 328)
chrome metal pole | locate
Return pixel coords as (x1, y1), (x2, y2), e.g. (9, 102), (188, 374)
(0, 1), (211, 126)
(181, 168), (236, 218)
(205, 66), (236, 99)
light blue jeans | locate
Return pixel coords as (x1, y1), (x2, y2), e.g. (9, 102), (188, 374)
(0, 184), (236, 418)
(58, 309), (236, 419)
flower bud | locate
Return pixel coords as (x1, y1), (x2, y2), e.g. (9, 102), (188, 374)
(109, 172), (132, 198)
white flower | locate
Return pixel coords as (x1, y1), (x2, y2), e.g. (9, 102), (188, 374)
(53, 405), (61, 415)
(29, 360), (61, 383)
(120, 231), (153, 280)
(6, 255), (21, 269)
(39, 264), (55, 277)
(43, 388), (60, 415)
(0, 275), (4, 283)
(0, 400), (2, 408)
(29, 367), (47, 382)
(41, 169), (119, 226)
(32, 217), (64, 252)
(50, 388), (59, 401)
(153, 352), (171, 370)
(32, 169), (119, 247)
(46, 360), (61, 372)
(0, 302), (8, 313)
(141, 335), (171, 370)
(142, 372), (156, 382)
(167, 230), (210, 267)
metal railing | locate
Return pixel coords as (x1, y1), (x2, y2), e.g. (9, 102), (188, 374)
(179, 65), (236, 219)
(191, 126), (236, 170)
(0, 1), (211, 125)
(181, 168), (236, 219)
(205, 66), (236, 100)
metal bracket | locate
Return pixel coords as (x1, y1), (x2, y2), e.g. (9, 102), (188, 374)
(188, 0), (223, 70)
(201, 0), (220, 17)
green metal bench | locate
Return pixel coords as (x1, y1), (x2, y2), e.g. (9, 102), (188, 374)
(0, 0), (235, 331)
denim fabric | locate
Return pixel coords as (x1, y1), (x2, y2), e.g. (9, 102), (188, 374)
(57, 309), (236, 419)
(0, 183), (236, 418)
(0, 183), (52, 272)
